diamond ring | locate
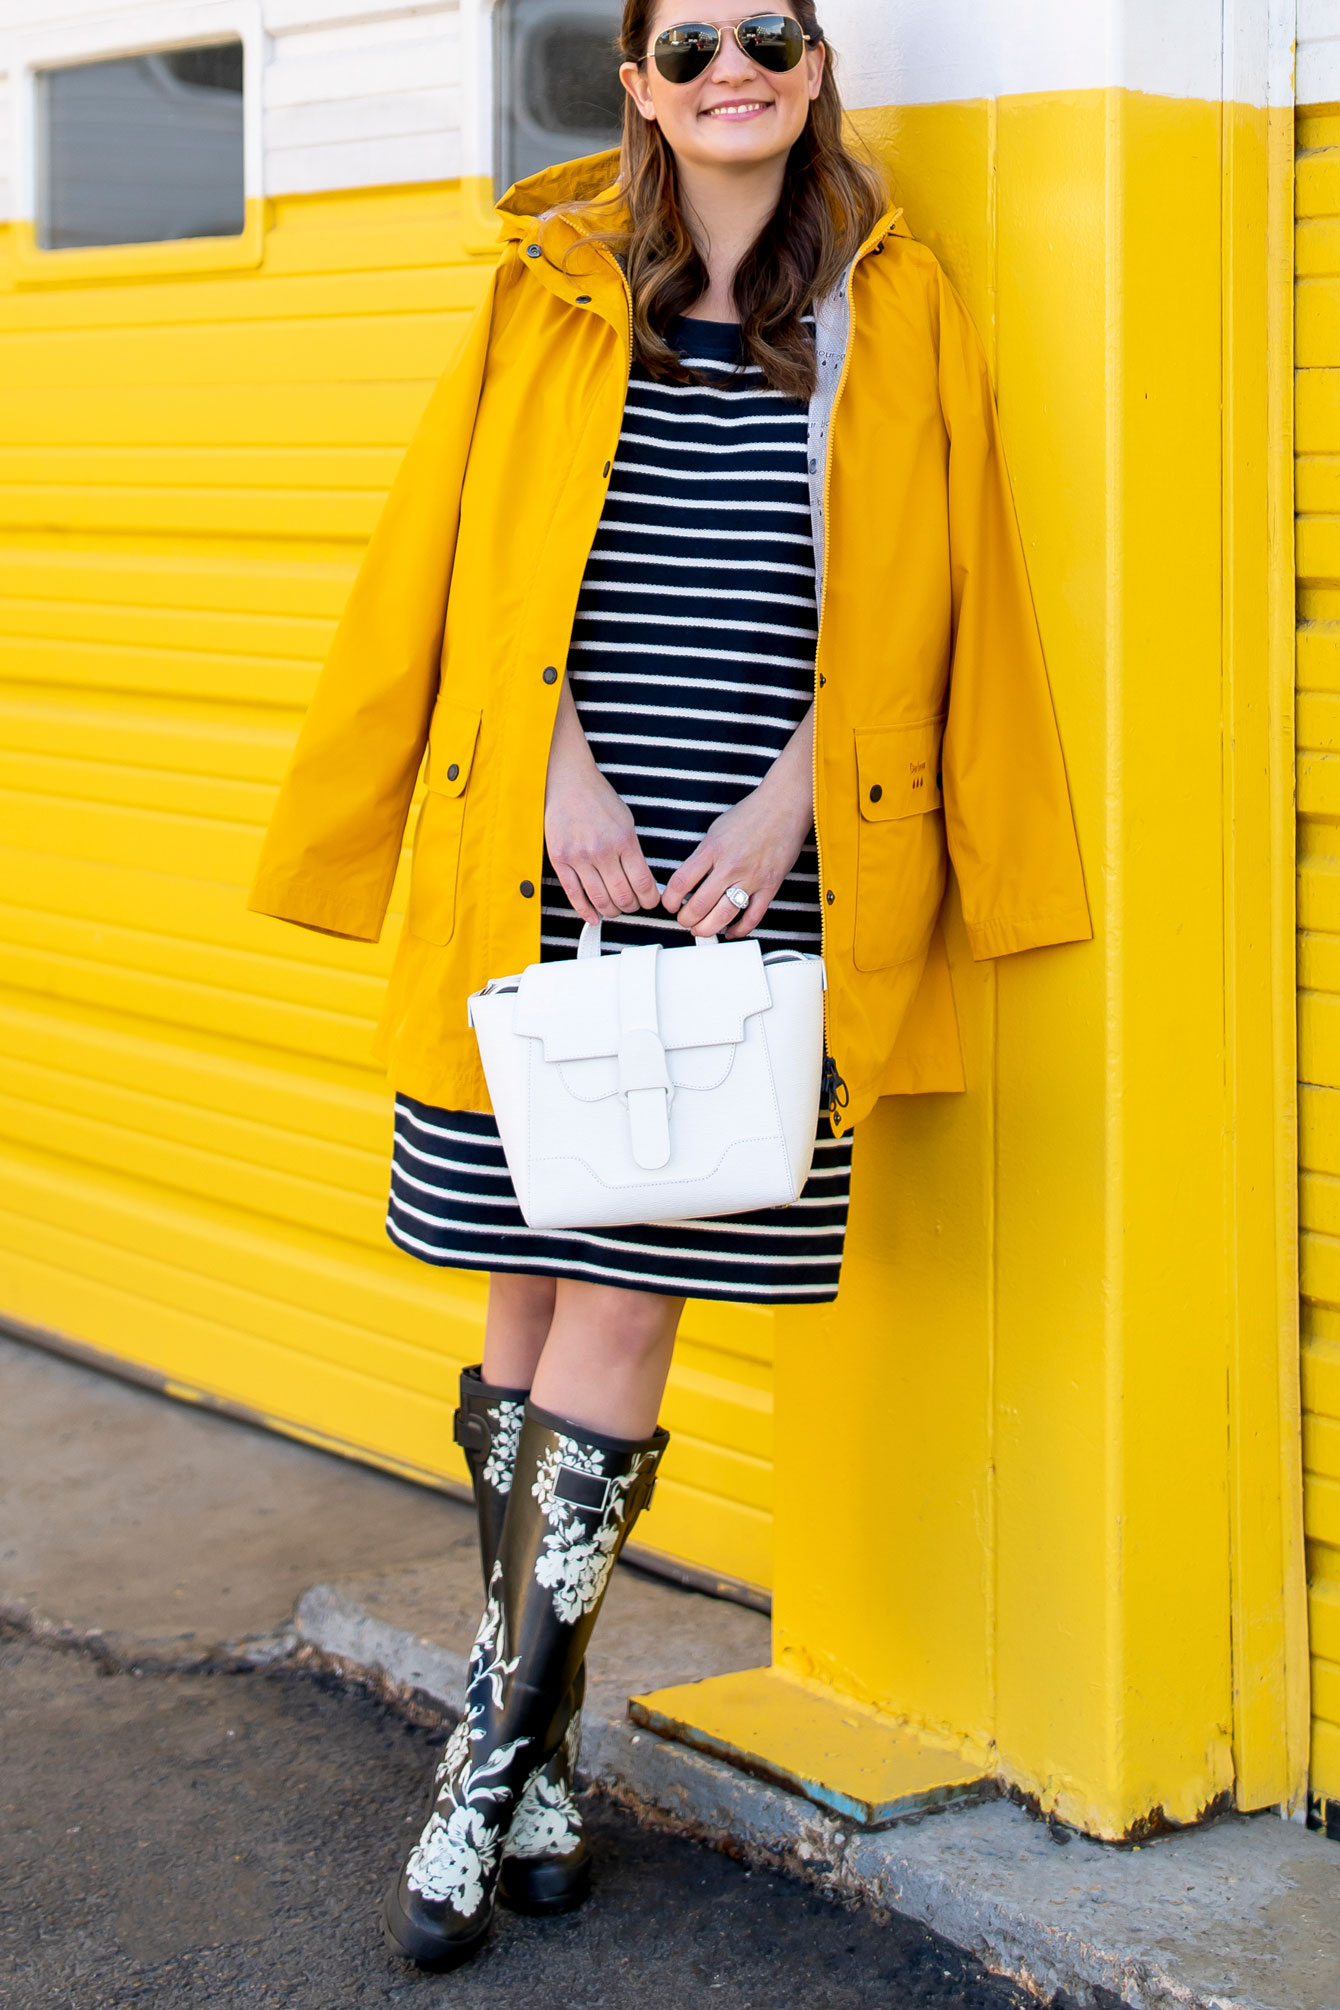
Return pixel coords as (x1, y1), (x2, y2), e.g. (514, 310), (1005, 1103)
(724, 885), (751, 911)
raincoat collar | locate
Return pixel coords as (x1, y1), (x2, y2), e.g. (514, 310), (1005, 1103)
(494, 147), (906, 253)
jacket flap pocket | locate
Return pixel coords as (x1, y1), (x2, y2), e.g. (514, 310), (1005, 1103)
(856, 717), (945, 821)
(427, 703), (482, 799)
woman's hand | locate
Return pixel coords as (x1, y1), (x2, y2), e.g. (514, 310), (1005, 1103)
(664, 707), (815, 940)
(545, 680), (661, 924)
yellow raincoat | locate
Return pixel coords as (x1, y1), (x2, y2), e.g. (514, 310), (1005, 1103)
(249, 153), (1091, 1134)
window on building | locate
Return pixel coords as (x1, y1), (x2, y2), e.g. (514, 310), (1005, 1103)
(495, 0), (625, 192)
(37, 41), (245, 251)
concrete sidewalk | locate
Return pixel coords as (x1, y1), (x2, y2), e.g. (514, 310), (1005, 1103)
(3, 1330), (1335, 2010)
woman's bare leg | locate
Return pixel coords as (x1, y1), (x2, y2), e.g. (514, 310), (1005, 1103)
(530, 1280), (684, 1440)
(482, 1271), (557, 1390)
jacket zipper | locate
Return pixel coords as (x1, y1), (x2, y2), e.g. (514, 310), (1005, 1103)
(813, 250), (868, 1132)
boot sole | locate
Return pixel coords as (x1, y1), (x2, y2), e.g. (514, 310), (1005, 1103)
(381, 1881), (490, 1971)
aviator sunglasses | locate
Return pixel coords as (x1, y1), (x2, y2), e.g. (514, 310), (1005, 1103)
(649, 13), (821, 84)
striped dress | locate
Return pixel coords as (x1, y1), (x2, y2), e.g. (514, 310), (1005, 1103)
(386, 318), (853, 1304)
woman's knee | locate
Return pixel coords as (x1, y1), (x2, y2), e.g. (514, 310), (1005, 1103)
(488, 1271), (556, 1317)
(556, 1280), (683, 1352)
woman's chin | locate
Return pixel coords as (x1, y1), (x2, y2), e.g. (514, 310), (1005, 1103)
(677, 113), (800, 169)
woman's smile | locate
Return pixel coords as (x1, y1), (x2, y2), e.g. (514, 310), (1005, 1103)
(703, 98), (775, 119)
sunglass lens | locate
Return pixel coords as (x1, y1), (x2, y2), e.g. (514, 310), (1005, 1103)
(736, 14), (806, 72)
(652, 24), (720, 83)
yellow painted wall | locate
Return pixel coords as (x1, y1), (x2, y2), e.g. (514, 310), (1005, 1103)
(0, 181), (772, 1592)
(1296, 99), (1340, 1805)
(760, 87), (1304, 1837)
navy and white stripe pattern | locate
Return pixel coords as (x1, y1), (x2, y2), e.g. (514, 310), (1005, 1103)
(387, 319), (852, 1304)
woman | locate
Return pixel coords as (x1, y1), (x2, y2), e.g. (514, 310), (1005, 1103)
(250, 0), (1090, 1970)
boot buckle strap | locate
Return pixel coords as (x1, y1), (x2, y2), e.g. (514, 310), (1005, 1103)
(552, 1464), (616, 1516)
(454, 1407), (490, 1454)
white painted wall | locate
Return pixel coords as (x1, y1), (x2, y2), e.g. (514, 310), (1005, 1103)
(826, 0), (1294, 111)
(1298, 0), (1340, 105)
(0, 0), (1309, 220)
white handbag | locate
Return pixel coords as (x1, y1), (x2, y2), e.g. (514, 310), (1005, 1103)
(467, 922), (827, 1231)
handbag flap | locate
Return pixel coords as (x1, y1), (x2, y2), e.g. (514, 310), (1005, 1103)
(513, 937), (772, 1063)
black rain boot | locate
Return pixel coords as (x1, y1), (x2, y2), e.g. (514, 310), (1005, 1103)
(454, 1366), (592, 1915)
(384, 1404), (669, 1970)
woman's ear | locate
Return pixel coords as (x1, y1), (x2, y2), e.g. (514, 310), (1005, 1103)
(620, 60), (658, 122)
(807, 43), (826, 101)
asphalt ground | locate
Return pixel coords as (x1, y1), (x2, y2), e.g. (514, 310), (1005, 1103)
(0, 1628), (1040, 2010)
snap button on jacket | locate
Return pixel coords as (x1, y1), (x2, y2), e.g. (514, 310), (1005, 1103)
(247, 151), (1092, 1134)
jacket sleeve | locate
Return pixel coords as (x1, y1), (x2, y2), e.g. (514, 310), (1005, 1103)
(936, 266), (1092, 961)
(247, 256), (503, 941)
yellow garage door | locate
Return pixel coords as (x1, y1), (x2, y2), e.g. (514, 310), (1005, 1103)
(1297, 99), (1340, 1813)
(0, 183), (772, 1597)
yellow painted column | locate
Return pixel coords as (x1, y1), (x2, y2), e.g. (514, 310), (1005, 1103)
(637, 79), (1306, 1839)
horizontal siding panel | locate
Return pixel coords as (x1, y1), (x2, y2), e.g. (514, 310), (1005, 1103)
(0, 446), (403, 491)
(0, 635), (318, 710)
(1300, 1172), (1340, 1239)
(0, 382), (433, 448)
(0, 1141), (477, 1357)
(1295, 990), (1340, 1086)
(0, 790), (262, 879)
(0, 264), (480, 340)
(0, 750), (276, 825)
(641, 1478), (771, 1593)
(0, 483), (381, 543)
(1306, 1413), (1340, 1482)
(0, 549), (356, 618)
(1297, 218), (1340, 278)
(1297, 278), (1340, 368)
(1297, 688), (1340, 749)
(0, 596), (331, 665)
(1299, 622), (1340, 692)
(1296, 930), (1340, 994)
(5, 851), (399, 980)
(649, 1433), (770, 1520)
(1313, 1581), (1340, 1665)
(1300, 1227), (1340, 1306)
(1301, 586), (1340, 625)
(1298, 457), (1340, 513)
(1313, 1717), (1340, 1801)
(1299, 150), (1340, 215)
(0, 1075), (385, 1248)
(661, 1346), (772, 1469)
(0, 898), (388, 1026)
(1298, 370), (1340, 455)
(0, 937), (376, 1070)
(0, 694), (298, 785)
(1297, 516), (1340, 586)
(1303, 1337), (1340, 1423)
(1299, 1085), (1340, 1176)
(1315, 1657), (1340, 1729)
(266, 89), (457, 152)
(1298, 857), (1340, 935)
(0, 992), (389, 1153)
(268, 132), (460, 199)
(0, 314), (466, 391)
(1296, 748), (1340, 813)
(1305, 1472), (1340, 1548)
(264, 31), (457, 107)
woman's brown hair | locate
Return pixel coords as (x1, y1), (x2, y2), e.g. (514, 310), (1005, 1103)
(575, 2), (886, 399)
